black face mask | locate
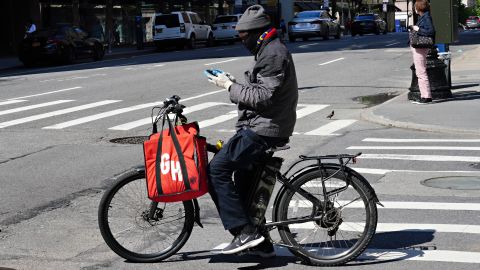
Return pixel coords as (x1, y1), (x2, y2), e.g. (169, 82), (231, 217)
(242, 31), (261, 55)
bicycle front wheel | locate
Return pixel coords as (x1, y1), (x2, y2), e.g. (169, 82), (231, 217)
(276, 167), (378, 266)
(98, 169), (194, 263)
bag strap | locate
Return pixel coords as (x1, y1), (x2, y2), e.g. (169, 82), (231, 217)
(154, 114), (191, 195)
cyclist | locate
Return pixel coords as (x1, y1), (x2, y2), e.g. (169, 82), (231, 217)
(206, 5), (298, 255)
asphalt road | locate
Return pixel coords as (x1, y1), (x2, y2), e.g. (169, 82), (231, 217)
(1, 31), (480, 270)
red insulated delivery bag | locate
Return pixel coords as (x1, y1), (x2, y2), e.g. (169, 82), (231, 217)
(143, 119), (208, 202)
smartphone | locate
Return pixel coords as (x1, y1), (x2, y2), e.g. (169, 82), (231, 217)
(204, 69), (223, 77)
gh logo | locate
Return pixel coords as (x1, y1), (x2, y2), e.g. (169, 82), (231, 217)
(160, 153), (183, 181)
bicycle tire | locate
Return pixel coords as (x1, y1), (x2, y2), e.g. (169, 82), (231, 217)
(275, 167), (377, 266)
(98, 169), (195, 263)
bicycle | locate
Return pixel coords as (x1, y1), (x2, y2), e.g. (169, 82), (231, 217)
(98, 95), (381, 266)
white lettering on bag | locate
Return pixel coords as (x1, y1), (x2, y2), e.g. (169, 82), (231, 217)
(160, 153), (183, 181)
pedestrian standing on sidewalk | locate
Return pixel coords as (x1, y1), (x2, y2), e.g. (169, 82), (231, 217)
(409, 0), (435, 104)
(205, 4), (298, 256)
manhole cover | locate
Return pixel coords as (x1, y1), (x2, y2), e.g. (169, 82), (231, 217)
(110, 136), (149, 144)
(421, 176), (480, 190)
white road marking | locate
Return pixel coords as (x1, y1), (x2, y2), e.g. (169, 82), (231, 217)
(319, 57), (345, 66)
(348, 146), (480, 151)
(0, 100), (120, 128)
(296, 104), (329, 119)
(299, 42), (320, 48)
(304, 120), (357, 136)
(204, 58), (239, 66)
(181, 89), (226, 102)
(153, 64), (165, 67)
(361, 249), (480, 264)
(108, 102), (230, 131)
(289, 200), (480, 211)
(358, 154), (480, 162)
(385, 42), (400, 47)
(0, 100), (74, 116)
(363, 138), (480, 143)
(290, 222), (480, 234)
(351, 167), (479, 175)
(2, 86), (82, 101)
(199, 110), (237, 128)
(0, 100), (28, 106)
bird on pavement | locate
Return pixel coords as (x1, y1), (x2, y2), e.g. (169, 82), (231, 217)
(326, 110), (334, 120)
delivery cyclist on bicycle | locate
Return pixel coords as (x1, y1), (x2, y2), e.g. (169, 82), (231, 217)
(206, 5), (298, 256)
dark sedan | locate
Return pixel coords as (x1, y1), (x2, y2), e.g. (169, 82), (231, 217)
(351, 14), (387, 36)
(19, 26), (105, 66)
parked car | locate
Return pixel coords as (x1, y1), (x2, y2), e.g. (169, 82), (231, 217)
(211, 14), (242, 44)
(351, 14), (387, 36)
(465, 16), (480, 29)
(18, 25), (105, 66)
(153, 11), (214, 50)
(288, 10), (342, 42)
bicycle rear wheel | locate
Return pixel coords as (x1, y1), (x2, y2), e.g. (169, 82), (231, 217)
(276, 167), (377, 266)
(98, 169), (194, 263)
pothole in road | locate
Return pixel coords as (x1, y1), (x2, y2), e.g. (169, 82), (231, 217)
(421, 176), (480, 190)
(109, 136), (149, 144)
(353, 92), (399, 107)
(469, 163), (480, 170)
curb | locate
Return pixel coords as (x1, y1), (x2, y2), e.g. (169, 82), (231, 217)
(360, 91), (480, 136)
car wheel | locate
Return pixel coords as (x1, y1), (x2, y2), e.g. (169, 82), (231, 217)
(206, 33), (214, 47)
(93, 43), (104, 61)
(288, 35), (296, 42)
(322, 27), (329, 40)
(187, 35), (196, 49)
(335, 28), (341, 39)
(20, 58), (34, 67)
(63, 46), (75, 64)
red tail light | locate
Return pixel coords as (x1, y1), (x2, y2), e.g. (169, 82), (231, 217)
(180, 23), (185, 33)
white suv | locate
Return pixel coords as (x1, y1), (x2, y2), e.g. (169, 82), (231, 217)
(212, 14), (242, 44)
(153, 11), (214, 49)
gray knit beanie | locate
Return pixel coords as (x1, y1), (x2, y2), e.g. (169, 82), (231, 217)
(235, 5), (271, 31)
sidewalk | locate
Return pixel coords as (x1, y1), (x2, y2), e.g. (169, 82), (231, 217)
(362, 44), (480, 136)
(0, 45), (156, 71)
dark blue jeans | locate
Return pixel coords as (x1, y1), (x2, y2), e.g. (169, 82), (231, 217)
(207, 128), (284, 230)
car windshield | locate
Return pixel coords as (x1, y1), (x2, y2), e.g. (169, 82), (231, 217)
(355, 15), (375, 21)
(214, 16), (238, 24)
(296, 11), (322, 18)
(155, 14), (180, 28)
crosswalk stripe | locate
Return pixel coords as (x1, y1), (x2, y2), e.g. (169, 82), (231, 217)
(4, 86), (82, 100)
(198, 110), (237, 129)
(108, 102), (230, 131)
(296, 104), (329, 119)
(363, 138), (480, 143)
(0, 100), (74, 116)
(43, 101), (164, 129)
(304, 120), (357, 136)
(358, 154), (480, 162)
(361, 249), (480, 264)
(0, 100), (28, 106)
(351, 167), (480, 175)
(348, 146), (480, 151)
(211, 243), (480, 263)
(290, 222), (480, 234)
(0, 100), (121, 128)
(289, 200), (480, 211)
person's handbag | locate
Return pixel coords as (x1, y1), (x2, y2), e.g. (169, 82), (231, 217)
(143, 116), (208, 202)
(409, 30), (433, 48)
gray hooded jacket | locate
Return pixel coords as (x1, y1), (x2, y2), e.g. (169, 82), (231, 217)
(228, 36), (298, 138)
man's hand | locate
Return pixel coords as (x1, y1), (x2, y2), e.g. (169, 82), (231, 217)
(412, 25), (419, 31)
(207, 72), (234, 90)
